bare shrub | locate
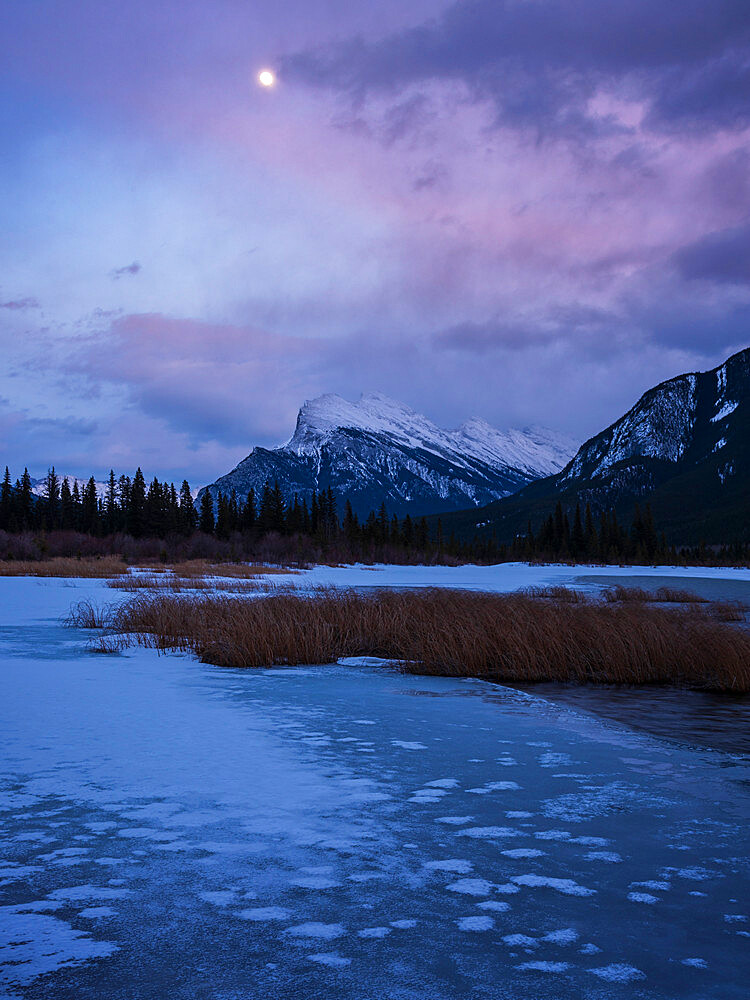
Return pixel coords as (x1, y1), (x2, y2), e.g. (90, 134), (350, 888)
(97, 588), (750, 693)
(64, 600), (114, 629)
(88, 635), (126, 654)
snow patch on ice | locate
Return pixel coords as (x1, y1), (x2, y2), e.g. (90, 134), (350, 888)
(511, 875), (595, 897)
(456, 826), (519, 839)
(627, 892), (660, 904)
(457, 915), (494, 931)
(502, 848), (545, 859)
(307, 952), (350, 967)
(287, 922), (345, 939)
(239, 907), (290, 921)
(590, 963), (646, 983)
(423, 859), (473, 873)
(516, 961), (570, 973)
(446, 878), (494, 896)
(357, 926), (391, 939)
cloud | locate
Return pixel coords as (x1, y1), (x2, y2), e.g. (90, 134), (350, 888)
(110, 261), (142, 279)
(0, 297), (39, 310)
(57, 312), (327, 447)
(284, 0), (750, 139)
(673, 220), (750, 285)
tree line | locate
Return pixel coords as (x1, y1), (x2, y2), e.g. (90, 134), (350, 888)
(1, 465), (747, 567)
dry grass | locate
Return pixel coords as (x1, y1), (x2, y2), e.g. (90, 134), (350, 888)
(0, 556), (129, 577)
(522, 586), (588, 602)
(155, 560), (294, 578)
(603, 584), (708, 604)
(106, 574), (274, 594)
(0, 556), (293, 582)
(707, 600), (747, 623)
(106, 560), (293, 593)
(65, 599), (113, 629)
(72, 587), (750, 693)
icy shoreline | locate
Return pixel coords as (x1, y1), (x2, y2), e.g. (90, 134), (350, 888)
(0, 574), (749, 997)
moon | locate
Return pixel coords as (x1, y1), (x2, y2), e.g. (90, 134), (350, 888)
(258, 69), (275, 88)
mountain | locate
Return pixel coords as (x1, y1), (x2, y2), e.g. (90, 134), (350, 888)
(30, 476), (109, 499)
(200, 392), (577, 518)
(434, 347), (750, 545)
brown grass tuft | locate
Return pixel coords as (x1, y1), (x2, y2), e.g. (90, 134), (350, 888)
(0, 556), (292, 581)
(75, 587), (750, 693)
(522, 586), (587, 602)
(64, 599), (114, 629)
(707, 600), (747, 623)
(0, 556), (129, 577)
(603, 584), (708, 604)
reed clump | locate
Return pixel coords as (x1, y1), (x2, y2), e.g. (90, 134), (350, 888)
(79, 587), (750, 693)
(0, 556), (129, 577)
(603, 584), (708, 604)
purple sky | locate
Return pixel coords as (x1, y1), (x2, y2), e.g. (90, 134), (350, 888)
(2, 0), (749, 485)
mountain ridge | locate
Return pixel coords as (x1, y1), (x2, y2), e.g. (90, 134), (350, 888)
(201, 392), (577, 518)
(432, 347), (750, 546)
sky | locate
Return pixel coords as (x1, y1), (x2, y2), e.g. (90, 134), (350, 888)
(1, 0), (749, 486)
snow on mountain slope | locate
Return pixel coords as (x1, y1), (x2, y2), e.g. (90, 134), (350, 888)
(287, 393), (577, 479)
(562, 375), (699, 482)
(203, 393), (577, 518)
(30, 476), (109, 499)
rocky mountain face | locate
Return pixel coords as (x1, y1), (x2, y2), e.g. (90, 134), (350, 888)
(436, 347), (750, 545)
(201, 392), (577, 518)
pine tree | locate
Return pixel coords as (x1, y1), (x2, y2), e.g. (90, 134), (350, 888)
(60, 477), (74, 530)
(215, 492), (230, 539)
(0, 467), (11, 530)
(42, 467), (60, 529)
(178, 481), (196, 535)
(269, 481), (286, 533)
(128, 468), (146, 537)
(199, 490), (215, 534)
(82, 477), (100, 534)
(572, 503), (585, 555)
(241, 488), (256, 530)
(105, 471), (118, 534)
(19, 469), (33, 530)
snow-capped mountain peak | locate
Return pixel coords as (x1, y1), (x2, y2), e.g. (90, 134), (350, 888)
(287, 392), (577, 477)
(204, 392), (578, 519)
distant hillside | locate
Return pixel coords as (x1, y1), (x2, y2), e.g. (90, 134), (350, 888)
(432, 348), (750, 546)
(200, 392), (577, 518)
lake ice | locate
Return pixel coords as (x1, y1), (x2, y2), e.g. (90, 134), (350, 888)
(0, 569), (749, 998)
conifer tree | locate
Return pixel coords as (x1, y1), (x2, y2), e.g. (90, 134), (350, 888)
(42, 467), (60, 529)
(105, 471), (118, 534)
(128, 468), (146, 537)
(215, 492), (230, 538)
(82, 478), (100, 534)
(199, 490), (215, 534)
(572, 503), (585, 555)
(178, 481), (196, 535)
(19, 469), (33, 530)
(60, 477), (74, 530)
(241, 488), (256, 530)
(0, 467), (11, 530)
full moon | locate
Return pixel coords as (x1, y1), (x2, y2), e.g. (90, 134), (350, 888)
(258, 69), (275, 88)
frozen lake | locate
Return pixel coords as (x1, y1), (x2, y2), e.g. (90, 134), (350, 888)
(1, 571), (749, 999)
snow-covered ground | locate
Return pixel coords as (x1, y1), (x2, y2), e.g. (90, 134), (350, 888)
(269, 560), (750, 601)
(0, 575), (749, 998)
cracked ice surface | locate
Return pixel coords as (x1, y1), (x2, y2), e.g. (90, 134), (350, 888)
(0, 577), (749, 999)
